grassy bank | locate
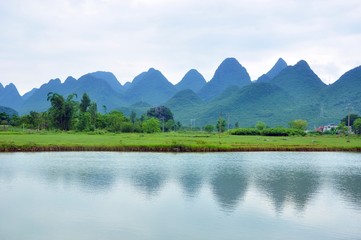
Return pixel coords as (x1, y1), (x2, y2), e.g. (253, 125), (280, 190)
(1, 131), (360, 152)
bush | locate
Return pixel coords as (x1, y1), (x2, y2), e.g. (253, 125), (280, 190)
(230, 127), (306, 136)
(121, 122), (134, 133)
(204, 125), (215, 133)
(142, 118), (161, 133)
(229, 128), (260, 135)
(262, 127), (306, 136)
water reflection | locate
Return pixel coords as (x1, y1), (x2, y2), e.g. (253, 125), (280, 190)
(41, 164), (116, 191)
(131, 168), (166, 196)
(4, 152), (360, 215)
(334, 171), (361, 209)
(78, 171), (116, 190)
(179, 169), (203, 198)
(210, 166), (248, 212)
(256, 166), (320, 212)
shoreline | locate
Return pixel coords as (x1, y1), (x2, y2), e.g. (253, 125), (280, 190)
(1, 145), (360, 153)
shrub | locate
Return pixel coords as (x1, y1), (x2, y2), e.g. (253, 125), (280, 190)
(229, 128), (260, 136)
(230, 127), (306, 136)
(204, 125), (215, 133)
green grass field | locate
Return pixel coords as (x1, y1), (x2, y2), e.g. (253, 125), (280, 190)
(0, 131), (360, 152)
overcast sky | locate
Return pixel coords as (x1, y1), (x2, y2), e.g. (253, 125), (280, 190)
(1, 0), (360, 94)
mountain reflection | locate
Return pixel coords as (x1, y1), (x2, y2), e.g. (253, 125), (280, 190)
(41, 165), (116, 191)
(131, 168), (166, 196)
(256, 166), (320, 212)
(210, 166), (248, 212)
(78, 171), (116, 190)
(334, 172), (361, 209)
(179, 169), (203, 198)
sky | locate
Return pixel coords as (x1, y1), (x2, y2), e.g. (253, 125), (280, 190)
(0, 0), (360, 95)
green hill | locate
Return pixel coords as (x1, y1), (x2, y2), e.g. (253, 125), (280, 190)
(175, 69), (206, 92)
(198, 58), (251, 101)
(0, 105), (18, 116)
(321, 65), (361, 122)
(165, 89), (204, 122)
(270, 60), (326, 102)
(125, 68), (176, 105)
(19, 75), (126, 114)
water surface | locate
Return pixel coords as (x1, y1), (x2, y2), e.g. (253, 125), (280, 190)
(1, 152), (361, 240)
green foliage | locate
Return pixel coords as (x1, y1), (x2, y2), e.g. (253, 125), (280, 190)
(130, 111), (136, 124)
(76, 112), (91, 131)
(289, 119), (308, 131)
(79, 93), (91, 112)
(230, 127), (306, 136)
(142, 118), (161, 133)
(262, 127), (306, 136)
(0, 106), (17, 117)
(0, 112), (10, 122)
(255, 121), (267, 130)
(164, 119), (176, 132)
(104, 111), (127, 132)
(120, 122), (134, 133)
(47, 92), (78, 130)
(89, 102), (98, 127)
(216, 118), (226, 133)
(341, 114), (360, 127)
(17, 91), (182, 134)
(146, 105), (174, 122)
(229, 128), (260, 136)
(1, 131), (361, 152)
(204, 125), (215, 133)
(337, 123), (348, 135)
(353, 118), (361, 135)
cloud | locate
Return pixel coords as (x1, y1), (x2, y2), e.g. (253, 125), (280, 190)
(0, 0), (360, 94)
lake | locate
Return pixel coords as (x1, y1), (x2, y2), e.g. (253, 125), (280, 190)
(0, 152), (361, 240)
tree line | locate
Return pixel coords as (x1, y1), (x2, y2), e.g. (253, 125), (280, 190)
(0, 93), (180, 133)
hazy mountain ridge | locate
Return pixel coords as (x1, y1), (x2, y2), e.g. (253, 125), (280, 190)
(0, 83), (24, 110)
(0, 105), (18, 116)
(1, 58), (360, 128)
(257, 58), (288, 83)
(124, 68), (177, 105)
(175, 69), (206, 92)
(197, 58), (252, 101)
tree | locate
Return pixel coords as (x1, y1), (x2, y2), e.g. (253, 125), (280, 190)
(28, 111), (41, 129)
(0, 112), (9, 121)
(165, 119), (175, 132)
(104, 111), (127, 132)
(204, 124), (214, 133)
(47, 92), (77, 130)
(120, 122), (133, 133)
(130, 111), (136, 125)
(341, 114), (360, 127)
(79, 93), (91, 112)
(142, 117), (161, 133)
(76, 112), (91, 131)
(337, 123), (348, 135)
(47, 92), (65, 129)
(0, 112), (10, 127)
(216, 118), (226, 133)
(353, 118), (361, 134)
(146, 106), (174, 122)
(63, 94), (78, 130)
(255, 121), (267, 130)
(89, 102), (98, 128)
(289, 119), (308, 131)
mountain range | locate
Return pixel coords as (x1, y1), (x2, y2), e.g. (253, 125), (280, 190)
(1, 57), (360, 128)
